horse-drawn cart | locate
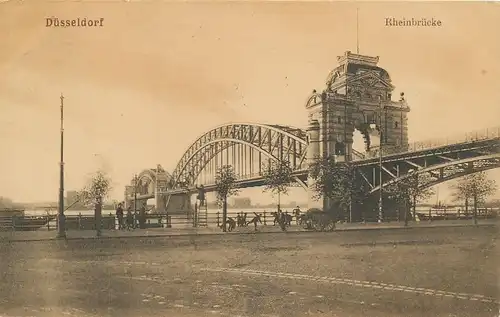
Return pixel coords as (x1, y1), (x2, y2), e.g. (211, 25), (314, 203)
(300, 208), (336, 232)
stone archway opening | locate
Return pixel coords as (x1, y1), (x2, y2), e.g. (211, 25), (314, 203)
(350, 117), (376, 157)
(351, 118), (383, 156)
(352, 129), (366, 154)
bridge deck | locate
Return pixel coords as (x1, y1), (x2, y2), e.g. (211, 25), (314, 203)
(127, 132), (500, 200)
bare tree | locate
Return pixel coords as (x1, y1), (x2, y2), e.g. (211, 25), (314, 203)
(215, 165), (239, 232)
(262, 159), (295, 210)
(407, 174), (435, 219)
(450, 172), (497, 224)
(385, 181), (412, 226)
(309, 157), (370, 222)
(78, 170), (113, 236)
(386, 172), (435, 222)
(450, 178), (475, 217)
(450, 181), (467, 215)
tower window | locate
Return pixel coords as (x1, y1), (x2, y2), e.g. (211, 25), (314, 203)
(388, 93), (392, 99)
(366, 113), (375, 124)
(394, 121), (399, 128)
(337, 116), (342, 124)
(335, 142), (346, 155)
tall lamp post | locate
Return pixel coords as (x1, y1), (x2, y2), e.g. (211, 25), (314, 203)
(57, 94), (66, 239)
(133, 174), (138, 214)
(378, 101), (384, 223)
(130, 174), (142, 229)
(370, 100), (384, 223)
(400, 92), (405, 149)
(377, 139), (383, 221)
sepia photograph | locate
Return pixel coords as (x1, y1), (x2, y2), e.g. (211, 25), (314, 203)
(0, 1), (499, 317)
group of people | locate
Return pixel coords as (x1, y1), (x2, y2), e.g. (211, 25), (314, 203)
(271, 210), (293, 231)
(224, 212), (263, 232)
(235, 212), (249, 227)
(270, 207), (301, 231)
(223, 206), (303, 232)
(115, 203), (148, 230)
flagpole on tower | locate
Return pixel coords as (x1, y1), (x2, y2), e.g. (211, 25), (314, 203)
(356, 7), (360, 54)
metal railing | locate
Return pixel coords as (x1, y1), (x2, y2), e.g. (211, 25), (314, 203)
(0, 215), (56, 232)
(0, 214), (169, 232)
(352, 149), (366, 160)
(1, 207), (496, 232)
(364, 126), (500, 159)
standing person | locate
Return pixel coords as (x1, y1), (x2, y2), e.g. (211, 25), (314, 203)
(278, 212), (287, 231)
(134, 209), (139, 229)
(293, 206), (301, 225)
(196, 185), (206, 207)
(126, 207), (134, 230)
(236, 213), (242, 227)
(139, 205), (146, 229)
(116, 203), (124, 230)
(276, 209), (283, 226)
(284, 211), (292, 226)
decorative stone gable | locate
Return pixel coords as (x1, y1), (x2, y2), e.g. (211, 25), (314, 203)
(305, 50), (410, 160)
(349, 72), (393, 90)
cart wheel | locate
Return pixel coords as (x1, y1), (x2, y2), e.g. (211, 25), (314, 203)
(301, 217), (309, 229)
(312, 219), (322, 231)
(324, 220), (336, 232)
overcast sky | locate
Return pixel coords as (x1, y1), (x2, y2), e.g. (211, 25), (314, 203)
(1, 1), (499, 204)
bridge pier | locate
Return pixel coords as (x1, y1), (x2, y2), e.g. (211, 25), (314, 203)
(306, 120), (322, 211)
(156, 194), (166, 213)
(154, 165), (169, 214)
(165, 193), (192, 215)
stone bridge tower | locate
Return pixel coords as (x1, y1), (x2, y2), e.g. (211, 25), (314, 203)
(305, 51), (410, 212)
(306, 51), (410, 162)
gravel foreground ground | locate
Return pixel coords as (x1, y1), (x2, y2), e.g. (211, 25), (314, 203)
(0, 225), (498, 317)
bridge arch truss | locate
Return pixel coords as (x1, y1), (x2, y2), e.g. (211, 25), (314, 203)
(170, 123), (309, 189)
(360, 139), (500, 194)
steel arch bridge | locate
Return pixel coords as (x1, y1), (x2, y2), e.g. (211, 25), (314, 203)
(124, 122), (313, 209)
(170, 122), (310, 190)
(125, 123), (500, 213)
(359, 138), (500, 194)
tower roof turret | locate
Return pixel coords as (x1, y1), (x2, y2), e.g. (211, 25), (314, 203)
(337, 50), (379, 67)
(326, 51), (392, 89)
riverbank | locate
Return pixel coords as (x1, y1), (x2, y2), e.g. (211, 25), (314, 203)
(0, 219), (496, 243)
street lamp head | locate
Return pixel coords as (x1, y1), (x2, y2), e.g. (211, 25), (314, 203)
(369, 123), (377, 130)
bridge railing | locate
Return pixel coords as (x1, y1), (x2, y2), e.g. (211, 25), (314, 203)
(352, 149), (366, 160)
(0, 215), (56, 232)
(0, 213), (168, 232)
(364, 126), (500, 159)
(236, 172), (262, 179)
(1, 207), (497, 232)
